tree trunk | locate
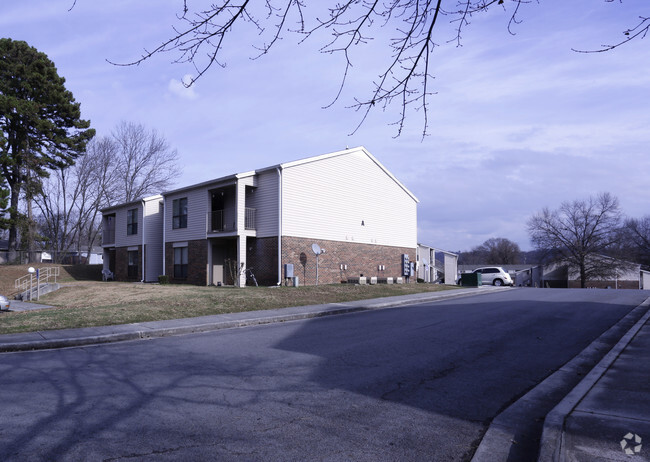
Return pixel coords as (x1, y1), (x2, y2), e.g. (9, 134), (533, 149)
(7, 180), (21, 252)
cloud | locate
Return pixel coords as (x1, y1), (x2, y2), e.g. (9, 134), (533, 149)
(168, 75), (198, 100)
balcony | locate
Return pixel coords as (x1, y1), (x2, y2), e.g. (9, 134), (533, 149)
(102, 215), (116, 245)
(207, 208), (256, 234)
(245, 207), (256, 230)
(103, 229), (115, 246)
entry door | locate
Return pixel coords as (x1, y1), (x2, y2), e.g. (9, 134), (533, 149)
(212, 245), (224, 285)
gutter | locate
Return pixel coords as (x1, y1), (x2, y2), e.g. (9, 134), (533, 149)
(162, 197), (166, 276)
(277, 167), (283, 286)
(141, 198), (146, 282)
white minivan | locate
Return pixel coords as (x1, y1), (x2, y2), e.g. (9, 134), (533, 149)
(471, 267), (513, 286)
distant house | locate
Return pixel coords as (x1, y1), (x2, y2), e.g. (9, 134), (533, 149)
(417, 244), (458, 284)
(102, 147), (422, 286)
(514, 257), (649, 290)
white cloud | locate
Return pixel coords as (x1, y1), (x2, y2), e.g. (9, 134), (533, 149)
(168, 75), (198, 100)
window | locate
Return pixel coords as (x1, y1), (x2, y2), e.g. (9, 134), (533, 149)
(127, 209), (138, 235)
(127, 250), (138, 279)
(173, 198), (188, 229)
(174, 246), (188, 279)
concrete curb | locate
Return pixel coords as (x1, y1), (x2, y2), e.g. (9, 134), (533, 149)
(537, 297), (650, 462)
(0, 286), (506, 353)
(472, 296), (650, 462)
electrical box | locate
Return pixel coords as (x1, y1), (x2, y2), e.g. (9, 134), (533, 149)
(285, 264), (294, 278)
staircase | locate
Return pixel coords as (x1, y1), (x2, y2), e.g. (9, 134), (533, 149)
(14, 267), (61, 301)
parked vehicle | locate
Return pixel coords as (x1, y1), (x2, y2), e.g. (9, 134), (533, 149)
(0, 294), (10, 310)
(468, 267), (513, 286)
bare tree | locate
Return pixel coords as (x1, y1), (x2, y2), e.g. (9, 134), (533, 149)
(474, 237), (521, 264)
(527, 192), (626, 288)
(112, 121), (179, 203)
(110, 1), (646, 136)
(622, 216), (650, 268)
(35, 140), (116, 262)
(35, 123), (180, 261)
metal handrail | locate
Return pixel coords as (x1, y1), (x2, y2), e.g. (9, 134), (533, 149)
(15, 267), (60, 300)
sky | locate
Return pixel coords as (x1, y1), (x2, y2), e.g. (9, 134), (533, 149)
(2, 0), (649, 252)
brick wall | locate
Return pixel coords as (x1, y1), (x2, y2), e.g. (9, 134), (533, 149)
(281, 236), (415, 285)
(165, 239), (208, 285)
(115, 245), (141, 281)
(246, 237), (278, 286)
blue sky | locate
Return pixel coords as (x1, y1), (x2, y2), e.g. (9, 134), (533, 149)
(2, 1), (648, 252)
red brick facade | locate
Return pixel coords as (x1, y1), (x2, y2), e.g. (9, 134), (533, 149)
(281, 236), (415, 285)
(165, 240), (208, 285)
(246, 237), (278, 286)
(160, 236), (414, 286)
(115, 246), (141, 281)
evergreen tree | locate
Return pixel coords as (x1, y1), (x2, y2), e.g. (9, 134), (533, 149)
(0, 38), (94, 252)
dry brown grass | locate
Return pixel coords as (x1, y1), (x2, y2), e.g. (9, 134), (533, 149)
(0, 263), (102, 296)
(0, 276), (461, 335)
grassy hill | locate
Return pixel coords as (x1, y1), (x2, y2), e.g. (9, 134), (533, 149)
(0, 264), (102, 297)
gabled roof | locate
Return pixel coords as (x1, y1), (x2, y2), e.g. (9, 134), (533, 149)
(101, 195), (162, 213)
(260, 146), (418, 203)
(162, 146), (418, 202)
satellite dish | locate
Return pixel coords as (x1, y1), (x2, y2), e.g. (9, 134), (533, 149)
(312, 243), (321, 255)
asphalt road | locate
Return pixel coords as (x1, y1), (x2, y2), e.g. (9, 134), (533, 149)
(0, 288), (647, 461)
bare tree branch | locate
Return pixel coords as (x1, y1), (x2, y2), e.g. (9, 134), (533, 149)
(573, 14), (650, 53)
(108, 1), (645, 136)
(112, 121), (180, 202)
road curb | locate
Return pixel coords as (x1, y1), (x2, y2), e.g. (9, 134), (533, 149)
(536, 297), (650, 462)
(471, 296), (650, 462)
(0, 287), (505, 353)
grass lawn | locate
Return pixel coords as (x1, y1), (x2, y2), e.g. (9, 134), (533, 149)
(0, 274), (462, 334)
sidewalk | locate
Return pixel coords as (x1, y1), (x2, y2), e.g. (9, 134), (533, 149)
(0, 286), (496, 353)
(538, 298), (650, 461)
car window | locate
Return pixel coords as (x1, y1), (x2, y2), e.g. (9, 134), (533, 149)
(485, 268), (498, 273)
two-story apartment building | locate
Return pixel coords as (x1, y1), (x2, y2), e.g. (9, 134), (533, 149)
(102, 147), (419, 286)
(101, 195), (164, 282)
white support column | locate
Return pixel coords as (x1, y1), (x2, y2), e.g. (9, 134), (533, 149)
(235, 177), (247, 287)
(207, 240), (213, 286)
(237, 235), (247, 287)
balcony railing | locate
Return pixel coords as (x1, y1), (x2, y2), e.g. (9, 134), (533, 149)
(245, 207), (256, 230)
(207, 208), (256, 233)
(103, 229), (115, 246)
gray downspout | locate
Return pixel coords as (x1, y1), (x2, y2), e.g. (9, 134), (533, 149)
(162, 197), (166, 276)
(141, 198), (146, 282)
(277, 167), (283, 286)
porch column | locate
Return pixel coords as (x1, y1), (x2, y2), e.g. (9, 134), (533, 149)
(237, 235), (247, 287)
(207, 240), (213, 285)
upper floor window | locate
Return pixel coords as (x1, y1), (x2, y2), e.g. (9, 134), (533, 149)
(173, 198), (188, 229)
(127, 209), (138, 235)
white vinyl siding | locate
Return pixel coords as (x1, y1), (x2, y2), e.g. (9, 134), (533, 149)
(251, 170), (279, 237)
(281, 149), (417, 248)
(113, 204), (142, 248)
(143, 197), (164, 282)
(165, 188), (209, 242)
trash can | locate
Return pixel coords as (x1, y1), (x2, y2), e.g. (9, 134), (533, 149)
(460, 272), (482, 287)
